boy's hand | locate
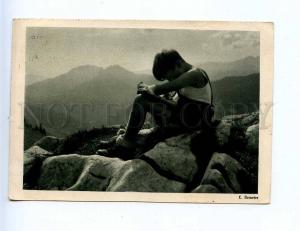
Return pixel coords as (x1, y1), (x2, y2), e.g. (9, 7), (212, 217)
(137, 82), (155, 95)
(137, 82), (147, 91)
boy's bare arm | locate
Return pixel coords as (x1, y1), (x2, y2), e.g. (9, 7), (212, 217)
(153, 68), (208, 95)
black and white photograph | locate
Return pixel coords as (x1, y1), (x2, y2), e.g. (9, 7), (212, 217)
(9, 20), (273, 203)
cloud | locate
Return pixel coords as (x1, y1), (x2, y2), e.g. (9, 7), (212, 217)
(211, 31), (259, 47)
(26, 28), (260, 76)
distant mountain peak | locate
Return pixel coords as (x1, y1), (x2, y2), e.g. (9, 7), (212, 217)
(68, 65), (103, 73)
(105, 65), (132, 74)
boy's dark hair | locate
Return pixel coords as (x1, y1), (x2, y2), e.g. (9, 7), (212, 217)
(152, 49), (186, 81)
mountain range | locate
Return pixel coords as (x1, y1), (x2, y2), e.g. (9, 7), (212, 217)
(25, 65), (157, 136)
(25, 57), (259, 138)
(25, 74), (49, 86)
(197, 56), (259, 81)
(136, 56), (259, 81)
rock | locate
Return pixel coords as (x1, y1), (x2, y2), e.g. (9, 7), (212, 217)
(192, 184), (220, 193)
(240, 112), (259, 127)
(23, 146), (54, 188)
(215, 112), (259, 153)
(143, 133), (198, 183)
(246, 124), (259, 153)
(24, 145), (53, 158)
(193, 152), (250, 193)
(37, 154), (185, 192)
(164, 133), (192, 148)
(68, 156), (125, 191)
(201, 168), (234, 193)
(222, 112), (258, 126)
(34, 136), (63, 152)
(37, 154), (87, 190)
(222, 113), (249, 121)
(24, 112), (259, 193)
(215, 120), (233, 147)
(107, 159), (186, 192)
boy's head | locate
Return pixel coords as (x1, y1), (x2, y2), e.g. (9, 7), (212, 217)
(152, 49), (189, 81)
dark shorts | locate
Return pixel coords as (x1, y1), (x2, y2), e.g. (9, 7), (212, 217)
(174, 96), (213, 130)
(146, 93), (213, 131)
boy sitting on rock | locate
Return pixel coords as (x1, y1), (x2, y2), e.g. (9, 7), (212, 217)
(97, 49), (214, 158)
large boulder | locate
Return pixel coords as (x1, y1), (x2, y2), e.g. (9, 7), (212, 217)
(192, 152), (251, 193)
(37, 154), (87, 190)
(215, 112), (259, 149)
(215, 119), (232, 147)
(143, 133), (198, 183)
(23, 145), (54, 189)
(37, 154), (186, 192)
(192, 184), (220, 193)
(107, 159), (186, 192)
(221, 112), (258, 125)
(245, 124), (259, 153)
(33, 136), (63, 152)
(240, 112), (259, 127)
(67, 156), (126, 191)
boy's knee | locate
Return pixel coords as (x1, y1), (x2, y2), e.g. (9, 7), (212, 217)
(134, 94), (148, 105)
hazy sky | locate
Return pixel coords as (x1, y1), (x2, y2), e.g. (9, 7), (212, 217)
(26, 27), (259, 77)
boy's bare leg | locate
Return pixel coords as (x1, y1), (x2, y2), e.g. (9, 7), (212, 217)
(96, 94), (177, 158)
(122, 93), (175, 144)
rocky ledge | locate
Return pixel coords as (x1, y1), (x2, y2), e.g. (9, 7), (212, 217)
(23, 112), (259, 193)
